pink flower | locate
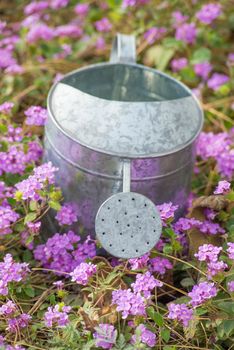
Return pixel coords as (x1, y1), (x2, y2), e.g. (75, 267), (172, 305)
(175, 23), (197, 44)
(227, 242), (234, 260)
(93, 324), (117, 349)
(0, 102), (14, 114)
(70, 262), (97, 285)
(227, 281), (234, 292)
(24, 105), (48, 126)
(131, 324), (156, 347)
(131, 271), (163, 299)
(196, 3), (222, 25)
(194, 244), (222, 263)
(168, 303), (193, 327)
(128, 253), (149, 270)
(95, 18), (112, 32)
(214, 180), (231, 194)
(194, 62), (212, 80)
(44, 304), (71, 327)
(171, 58), (188, 72)
(112, 289), (146, 319)
(27, 23), (54, 43)
(74, 3), (89, 16)
(207, 73), (229, 91)
(55, 202), (78, 226)
(149, 257), (173, 275)
(144, 27), (166, 44)
(188, 281), (218, 306)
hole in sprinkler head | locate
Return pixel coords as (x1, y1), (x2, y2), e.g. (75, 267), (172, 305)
(132, 198), (135, 201)
(153, 216), (155, 219)
(102, 232), (105, 235)
(127, 224), (130, 227)
(136, 215), (139, 218)
(125, 212), (127, 215)
(136, 249), (138, 253)
(118, 199), (121, 202)
(107, 207), (110, 210)
(122, 249), (125, 252)
(116, 220), (119, 224)
(139, 227), (141, 230)
(120, 232), (122, 235)
(144, 203), (147, 207)
(147, 241), (149, 245)
(109, 244), (112, 247)
(153, 229), (156, 232)
(131, 235), (133, 238)
(102, 218), (105, 222)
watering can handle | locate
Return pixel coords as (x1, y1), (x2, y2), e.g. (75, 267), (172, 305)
(110, 33), (136, 63)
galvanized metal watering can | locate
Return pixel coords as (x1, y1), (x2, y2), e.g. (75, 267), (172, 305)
(44, 33), (203, 259)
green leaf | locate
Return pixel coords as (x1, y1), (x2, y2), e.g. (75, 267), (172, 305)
(163, 244), (173, 254)
(161, 328), (170, 342)
(7, 197), (16, 206)
(24, 286), (35, 297)
(195, 307), (207, 316)
(49, 200), (61, 211)
(217, 301), (234, 314)
(164, 228), (176, 238)
(163, 346), (176, 350)
(0, 124), (8, 133)
(191, 47), (212, 64)
(24, 212), (37, 224)
(29, 200), (38, 211)
(147, 307), (164, 326)
(180, 277), (195, 288)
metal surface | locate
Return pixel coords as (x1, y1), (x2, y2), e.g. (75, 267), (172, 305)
(95, 158), (162, 258)
(95, 192), (162, 258)
(44, 32), (204, 241)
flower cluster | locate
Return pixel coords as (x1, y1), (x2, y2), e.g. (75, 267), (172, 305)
(131, 324), (156, 348)
(227, 242), (234, 260)
(24, 105), (48, 126)
(157, 202), (178, 224)
(7, 313), (31, 333)
(214, 180), (231, 194)
(93, 324), (117, 349)
(131, 271), (163, 299)
(196, 3), (222, 24)
(34, 231), (96, 274)
(194, 244), (222, 263)
(0, 254), (29, 295)
(15, 162), (58, 201)
(70, 262), (97, 285)
(0, 101), (14, 114)
(188, 281), (218, 306)
(0, 205), (19, 235)
(149, 257), (173, 275)
(167, 303), (193, 327)
(128, 253), (149, 270)
(112, 289), (146, 319)
(44, 304), (71, 327)
(55, 202), (78, 226)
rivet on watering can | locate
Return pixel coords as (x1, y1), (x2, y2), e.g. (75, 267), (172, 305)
(44, 32), (204, 254)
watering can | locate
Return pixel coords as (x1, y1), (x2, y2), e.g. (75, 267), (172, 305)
(44, 33), (203, 259)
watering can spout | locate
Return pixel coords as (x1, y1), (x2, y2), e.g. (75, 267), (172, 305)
(110, 33), (136, 64)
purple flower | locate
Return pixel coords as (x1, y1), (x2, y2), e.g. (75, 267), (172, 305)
(0, 300), (16, 316)
(0, 205), (19, 235)
(70, 262), (97, 285)
(227, 242), (234, 260)
(171, 58), (188, 72)
(194, 244), (222, 263)
(55, 24), (82, 38)
(5, 64), (24, 75)
(144, 27), (166, 44)
(168, 303), (193, 327)
(175, 23), (197, 45)
(74, 3), (89, 16)
(188, 281), (218, 306)
(128, 253), (149, 270)
(214, 180), (231, 194)
(53, 280), (64, 290)
(44, 304), (71, 327)
(207, 73), (229, 91)
(173, 217), (201, 232)
(55, 202), (78, 226)
(194, 62), (212, 80)
(27, 23), (54, 43)
(50, 0), (69, 9)
(7, 313), (31, 332)
(216, 149), (234, 180)
(112, 289), (146, 319)
(207, 260), (228, 279)
(34, 231), (96, 274)
(157, 202), (178, 224)
(24, 1), (49, 15)
(199, 221), (225, 235)
(95, 18), (112, 32)
(196, 131), (231, 160)
(24, 105), (48, 126)
(227, 281), (234, 292)
(93, 324), (117, 349)
(149, 257), (173, 275)
(172, 11), (188, 27)
(228, 53), (234, 62)
(0, 254), (29, 296)
(0, 102), (14, 114)
(131, 271), (163, 299)
(0, 49), (17, 69)
(196, 3), (222, 25)
(122, 0), (150, 7)
(131, 324), (156, 347)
